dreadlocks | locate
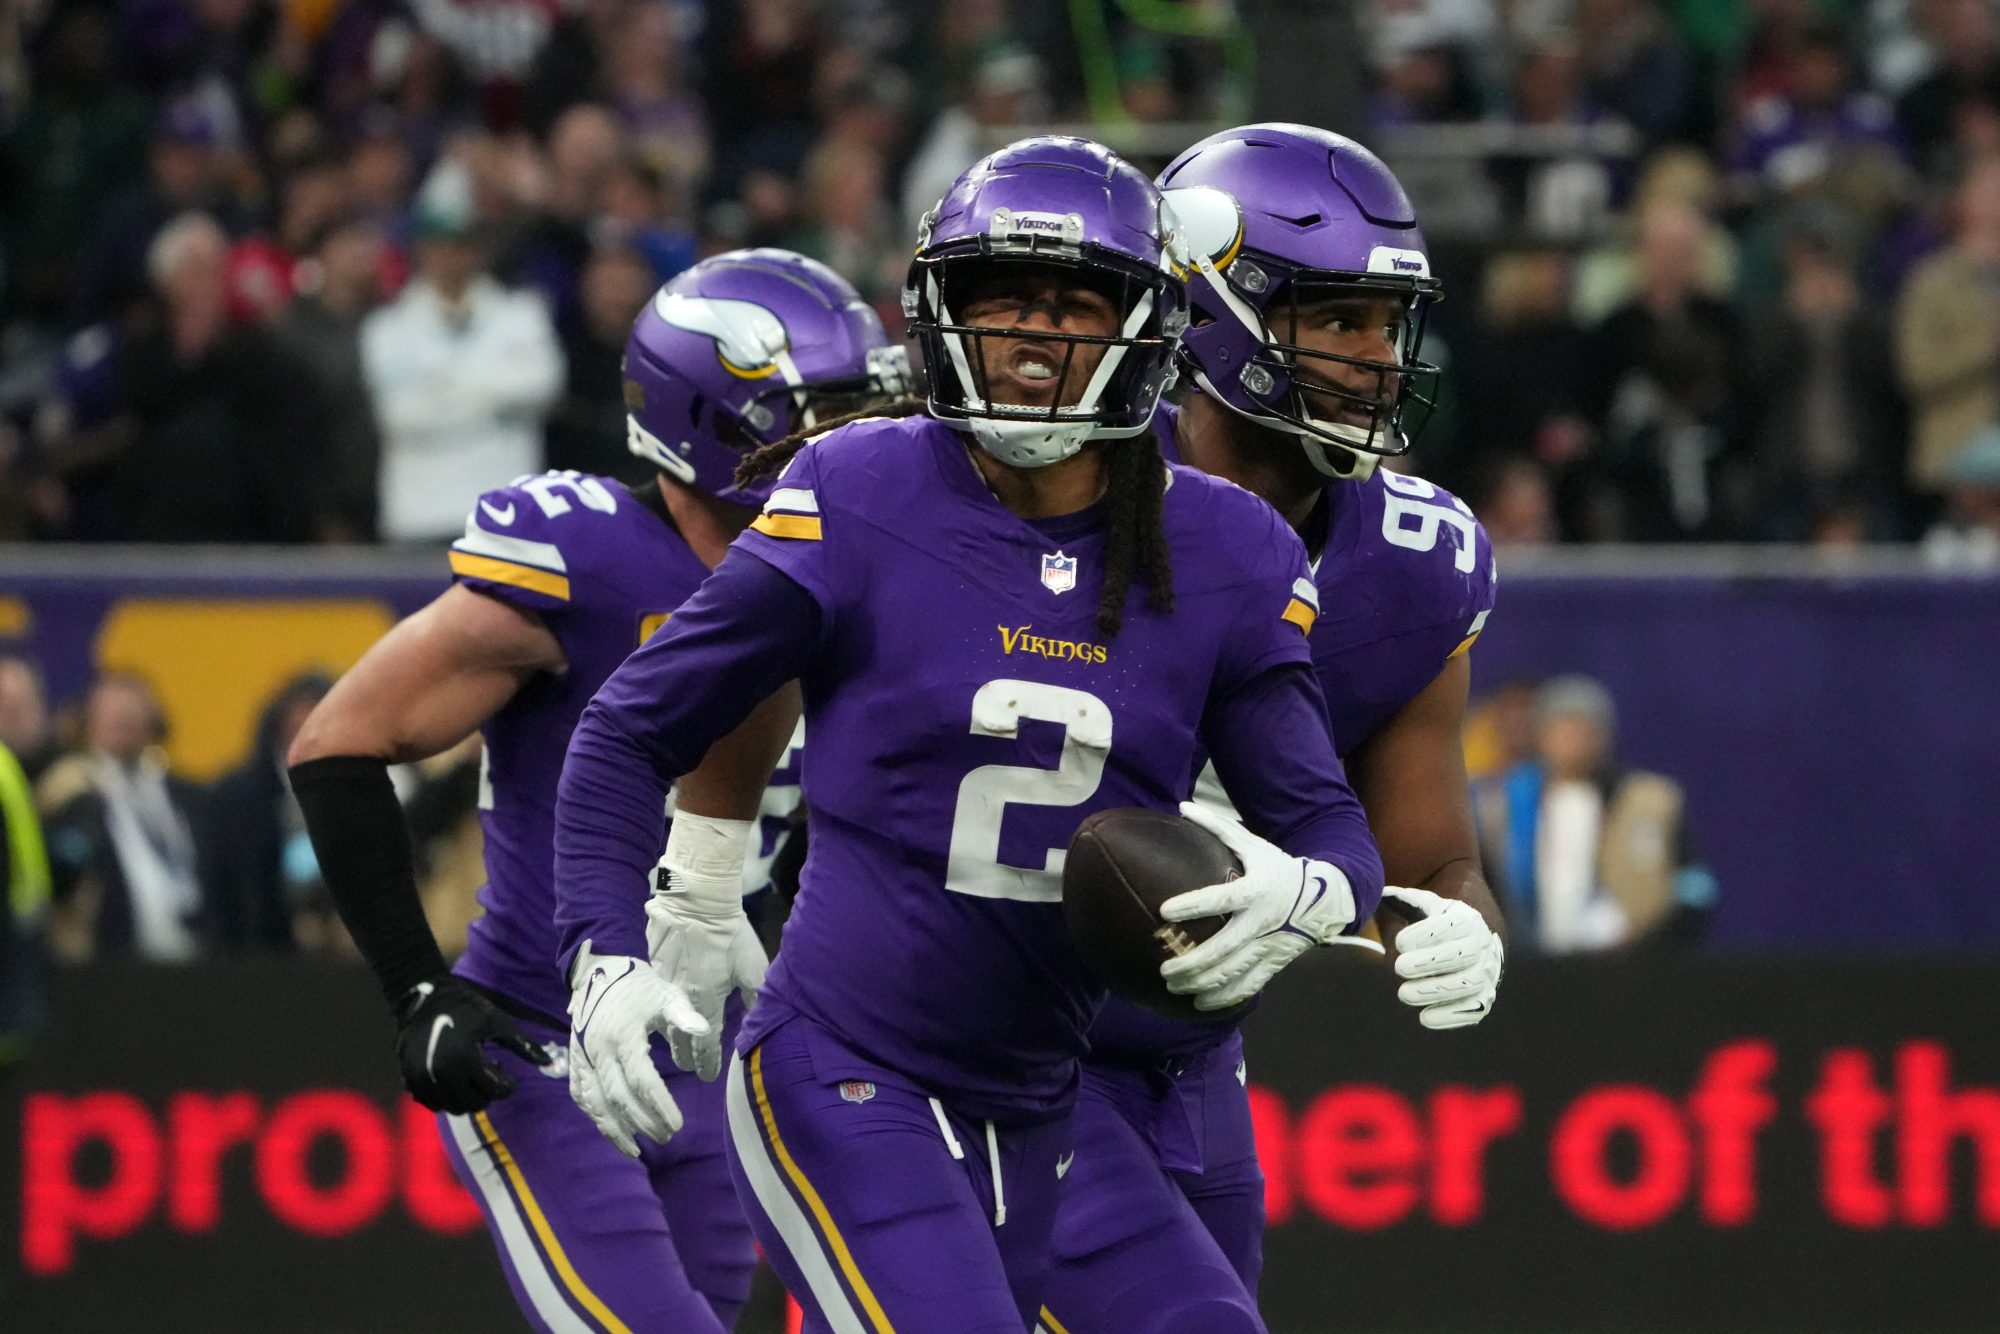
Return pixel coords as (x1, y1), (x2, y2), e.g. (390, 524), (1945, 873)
(1092, 433), (1174, 638)
(736, 404), (1175, 639)
(734, 399), (928, 489)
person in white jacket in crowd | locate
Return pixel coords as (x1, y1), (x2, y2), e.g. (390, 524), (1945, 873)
(361, 177), (563, 543)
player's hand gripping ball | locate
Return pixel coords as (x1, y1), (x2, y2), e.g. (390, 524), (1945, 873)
(1062, 806), (1251, 1022)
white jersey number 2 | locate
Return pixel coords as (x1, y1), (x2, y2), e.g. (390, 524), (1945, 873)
(945, 680), (1113, 903)
(1380, 471), (1477, 572)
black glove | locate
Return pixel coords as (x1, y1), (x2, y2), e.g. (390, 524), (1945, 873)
(394, 975), (551, 1113)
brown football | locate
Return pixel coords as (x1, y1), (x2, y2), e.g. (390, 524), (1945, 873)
(1062, 806), (1248, 1022)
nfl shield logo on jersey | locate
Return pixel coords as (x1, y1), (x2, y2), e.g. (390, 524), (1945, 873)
(1041, 551), (1078, 595)
(839, 1080), (876, 1104)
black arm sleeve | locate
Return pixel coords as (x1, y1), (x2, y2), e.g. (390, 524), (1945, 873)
(288, 755), (447, 1005)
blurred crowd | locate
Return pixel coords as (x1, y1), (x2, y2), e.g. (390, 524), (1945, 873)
(0, 655), (484, 990)
(5, 0), (2000, 555)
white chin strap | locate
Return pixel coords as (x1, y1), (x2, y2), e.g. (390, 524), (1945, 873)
(938, 273), (1156, 470)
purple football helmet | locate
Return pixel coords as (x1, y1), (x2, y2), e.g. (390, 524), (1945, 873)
(904, 136), (1187, 468)
(625, 248), (911, 508)
(1157, 123), (1441, 480)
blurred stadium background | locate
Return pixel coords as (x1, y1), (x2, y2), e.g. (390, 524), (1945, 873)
(3, 0), (2000, 1329)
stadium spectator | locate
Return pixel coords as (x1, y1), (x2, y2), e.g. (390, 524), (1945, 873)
(1455, 246), (1595, 522)
(702, 0), (827, 195)
(0, 657), (57, 786)
(0, 3), (151, 336)
(791, 138), (904, 312)
(597, 156), (699, 284)
(1728, 19), (1908, 206)
(277, 214), (391, 542)
(198, 672), (332, 955)
(1577, 0), (1703, 148)
(544, 241), (655, 482)
(1897, 152), (2000, 504)
(901, 41), (1045, 234)
(504, 102), (625, 329)
(407, 0), (561, 128)
(520, 0), (630, 136)
(1896, 0), (2000, 174)
(1475, 456), (1561, 547)
(224, 151), (352, 325)
(1586, 195), (1744, 539)
(1743, 204), (1909, 540)
(1922, 423), (2000, 568)
(1473, 675), (1718, 953)
(73, 95), (246, 326)
(360, 176), (563, 543)
(604, 0), (710, 197)
(1494, 30), (1620, 238)
(0, 732), (53, 1065)
(112, 213), (321, 542)
(39, 673), (206, 963)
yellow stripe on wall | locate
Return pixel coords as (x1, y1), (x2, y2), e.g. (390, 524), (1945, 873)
(750, 513), (823, 541)
(449, 552), (571, 601)
(473, 1111), (631, 1334)
(1281, 597), (1317, 636)
(749, 1047), (895, 1333)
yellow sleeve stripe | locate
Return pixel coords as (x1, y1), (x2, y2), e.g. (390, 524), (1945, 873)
(473, 1111), (632, 1334)
(449, 552), (571, 602)
(750, 1046), (895, 1333)
(1040, 1308), (1076, 1334)
(1447, 630), (1482, 659)
(751, 513), (824, 541)
(1281, 597), (1317, 636)
(639, 612), (670, 643)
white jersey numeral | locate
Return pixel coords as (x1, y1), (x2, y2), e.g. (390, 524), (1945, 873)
(517, 471), (620, 519)
(1379, 471), (1477, 572)
(945, 680), (1113, 903)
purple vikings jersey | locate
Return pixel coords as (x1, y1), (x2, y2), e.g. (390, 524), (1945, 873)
(1082, 404), (1496, 1068)
(1156, 402), (1496, 757)
(448, 470), (712, 1022)
(555, 413), (1384, 1122)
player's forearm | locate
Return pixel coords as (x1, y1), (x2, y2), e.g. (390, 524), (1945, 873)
(1205, 663), (1385, 922)
(288, 756), (447, 1005)
(554, 551), (820, 972)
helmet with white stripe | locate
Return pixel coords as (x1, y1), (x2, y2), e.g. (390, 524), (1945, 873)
(625, 249), (911, 508)
(904, 136), (1187, 469)
(1157, 123), (1442, 481)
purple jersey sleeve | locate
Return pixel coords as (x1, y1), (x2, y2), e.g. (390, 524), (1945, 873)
(1201, 500), (1384, 922)
(732, 443), (839, 622)
(447, 473), (630, 619)
(554, 549), (820, 971)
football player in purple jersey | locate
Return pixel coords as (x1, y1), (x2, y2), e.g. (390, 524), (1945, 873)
(551, 136), (1388, 1332)
(285, 249), (908, 1333)
(1036, 126), (1508, 1334)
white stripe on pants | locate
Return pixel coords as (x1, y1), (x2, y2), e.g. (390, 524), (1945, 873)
(443, 1113), (596, 1334)
(724, 1050), (868, 1334)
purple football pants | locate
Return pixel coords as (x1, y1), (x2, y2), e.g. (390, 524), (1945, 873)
(1037, 1033), (1267, 1334)
(436, 1004), (755, 1334)
(725, 1010), (1073, 1333)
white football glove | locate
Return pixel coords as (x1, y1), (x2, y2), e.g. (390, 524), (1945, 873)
(645, 812), (766, 1082)
(1383, 885), (1504, 1030)
(567, 945), (705, 1156)
(1159, 801), (1383, 1012)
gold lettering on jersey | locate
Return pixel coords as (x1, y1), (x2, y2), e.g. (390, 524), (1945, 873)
(997, 624), (1109, 665)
